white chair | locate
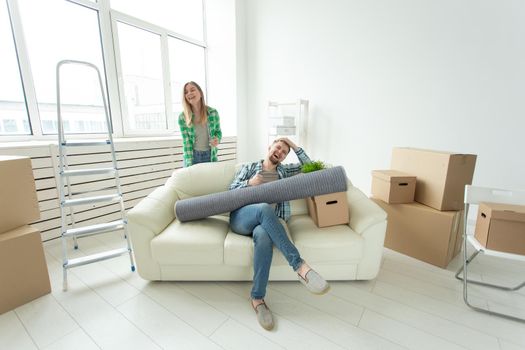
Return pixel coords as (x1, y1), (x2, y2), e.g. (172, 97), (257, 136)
(455, 185), (525, 322)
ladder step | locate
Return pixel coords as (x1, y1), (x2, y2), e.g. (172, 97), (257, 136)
(61, 168), (116, 177)
(63, 194), (121, 207)
(61, 140), (111, 147)
(64, 248), (130, 269)
(63, 220), (125, 238)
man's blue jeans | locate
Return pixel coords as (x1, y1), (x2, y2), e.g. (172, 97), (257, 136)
(230, 203), (303, 300)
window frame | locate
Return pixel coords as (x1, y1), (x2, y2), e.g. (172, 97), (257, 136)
(4, 0), (41, 140)
(111, 9), (207, 136)
(1, 0), (208, 141)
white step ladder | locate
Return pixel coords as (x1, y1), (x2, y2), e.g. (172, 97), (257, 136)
(56, 59), (135, 291)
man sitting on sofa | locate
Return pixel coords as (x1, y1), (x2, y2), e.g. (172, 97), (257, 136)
(229, 137), (330, 331)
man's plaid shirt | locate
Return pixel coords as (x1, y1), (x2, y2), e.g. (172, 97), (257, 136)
(228, 148), (311, 221)
(178, 107), (222, 167)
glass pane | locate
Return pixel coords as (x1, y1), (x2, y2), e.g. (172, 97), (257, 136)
(0, 1), (30, 135)
(111, 0), (203, 41)
(168, 38), (205, 129)
(18, 0), (107, 135)
(55, 64), (109, 134)
(117, 22), (165, 131)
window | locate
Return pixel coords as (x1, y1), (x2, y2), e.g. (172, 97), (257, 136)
(111, 0), (204, 41)
(168, 37), (206, 128)
(116, 22), (166, 132)
(17, 0), (107, 135)
(0, 1), (30, 135)
(113, 13), (207, 134)
(2, 0), (209, 139)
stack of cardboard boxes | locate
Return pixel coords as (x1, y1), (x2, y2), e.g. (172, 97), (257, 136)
(0, 155), (51, 314)
(371, 148), (477, 268)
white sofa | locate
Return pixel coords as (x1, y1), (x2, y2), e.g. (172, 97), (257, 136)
(127, 161), (387, 281)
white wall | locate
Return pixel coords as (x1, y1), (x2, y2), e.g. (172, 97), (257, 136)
(239, 0), (525, 194)
(234, 0), (249, 161)
(206, 0), (237, 136)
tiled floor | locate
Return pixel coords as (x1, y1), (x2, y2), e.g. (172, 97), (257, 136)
(1, 233), (525, 350)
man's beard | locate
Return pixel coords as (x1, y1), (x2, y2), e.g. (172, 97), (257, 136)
(269, 155), (279, 165)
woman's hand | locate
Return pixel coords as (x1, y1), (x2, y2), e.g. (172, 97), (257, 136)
(210, 137), (219, 147)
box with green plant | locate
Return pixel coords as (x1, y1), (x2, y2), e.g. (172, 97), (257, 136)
(301, 160), (326, 173)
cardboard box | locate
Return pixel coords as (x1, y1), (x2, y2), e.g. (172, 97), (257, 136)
(474, 202), (525, 255)
(0, 156), (40, 234)
(391, 148), (476, 211)
(371, 170), (416, 204)
(372, 198), (464, 268)
(0, 225), (51, 314)
(307, 192), (349, 228)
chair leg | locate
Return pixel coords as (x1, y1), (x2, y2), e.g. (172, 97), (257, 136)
(456, 249), (525, 291)
(462, 299), (525, 322)
(457, 236), (525, 323)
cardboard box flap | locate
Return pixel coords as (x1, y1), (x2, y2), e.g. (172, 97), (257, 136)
(371, 170), (416, 184)
(394, 147), (476, 157)
(479, 202), (525, 223)
(0, 155), (30, 161)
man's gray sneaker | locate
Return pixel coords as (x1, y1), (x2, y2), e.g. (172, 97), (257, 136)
(298, 269), (330, 295)
(253, 301), (274, 330)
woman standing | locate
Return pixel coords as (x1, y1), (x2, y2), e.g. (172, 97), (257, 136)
(178, 81), (222, 167)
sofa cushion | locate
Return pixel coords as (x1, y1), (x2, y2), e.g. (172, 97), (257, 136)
(166, 161), (236, 200)
(290, 198), (308, 216)
(224, 219), (293, 266)
(151, 216), (230, 265)
(287, 215), (363, 264)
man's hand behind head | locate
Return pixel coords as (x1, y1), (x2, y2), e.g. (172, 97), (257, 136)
(276, 137), (298, 152)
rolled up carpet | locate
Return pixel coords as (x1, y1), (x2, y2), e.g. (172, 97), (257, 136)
(175, 166), (347, 222)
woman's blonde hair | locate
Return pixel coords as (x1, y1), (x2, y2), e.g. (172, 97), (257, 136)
(182, 81), (207, 127)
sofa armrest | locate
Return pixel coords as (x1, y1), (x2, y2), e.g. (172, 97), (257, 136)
(127, 222), (161, 280)
(346, 186), (387, 234)
(127, 184), (179, 236)
(346, 185), (387, 279)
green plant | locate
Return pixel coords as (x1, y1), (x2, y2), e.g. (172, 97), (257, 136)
(301, 160), (326, 173)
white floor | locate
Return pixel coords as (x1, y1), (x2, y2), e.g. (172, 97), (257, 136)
(1, 233), (525, 350)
